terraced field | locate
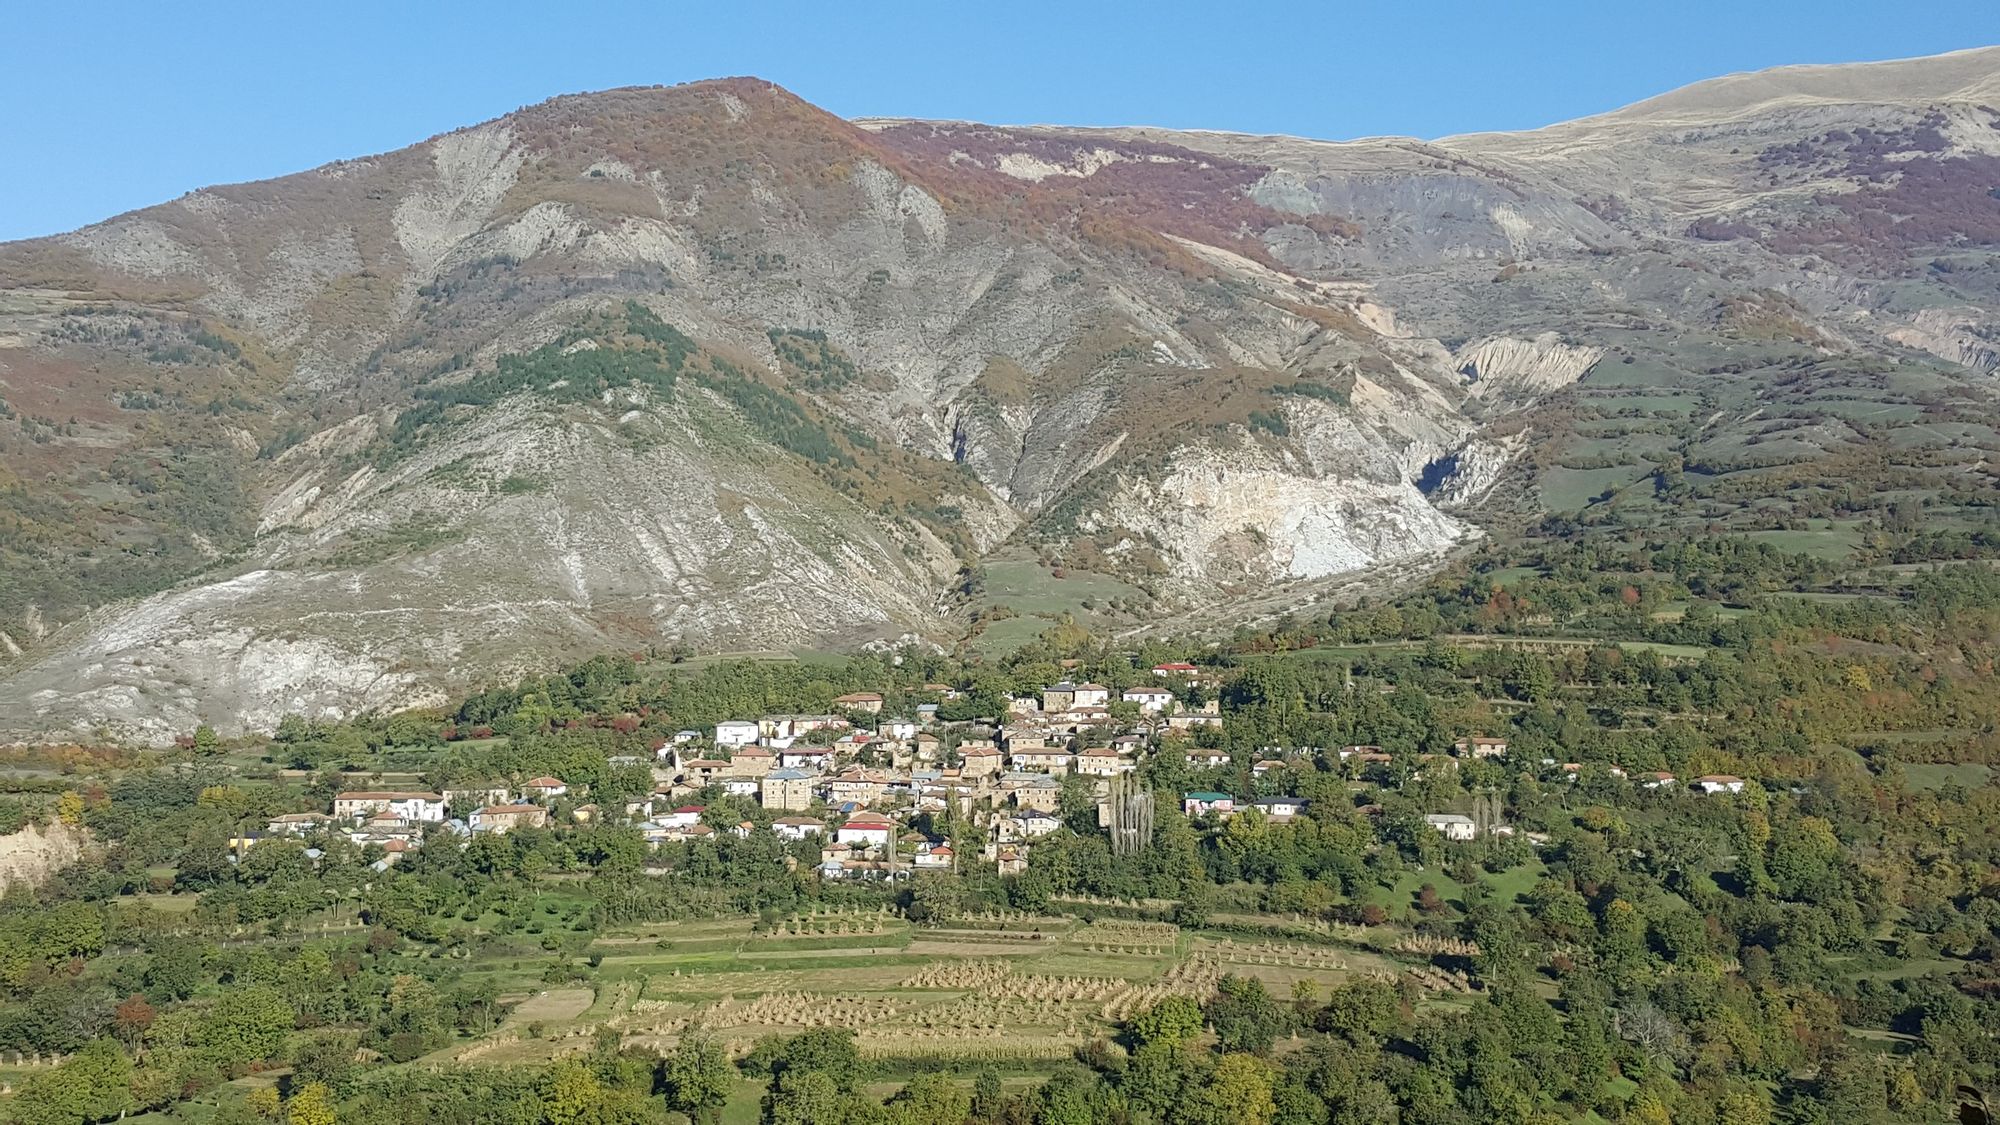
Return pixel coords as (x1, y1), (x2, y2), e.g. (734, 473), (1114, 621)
(426, 907), (1451, 1068)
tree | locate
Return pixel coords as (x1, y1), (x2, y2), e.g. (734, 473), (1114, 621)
(1716, 1086), (1772, 1125)
(1315, 978), (1399, 1045)
(246, 1086), (282, 1120)
(1209, 975), (1292, 1055)
(113, 993), (156, 1043)
(193, 724), (223, 756)
(140, 938), (203, 1002)
(666, 1033), (732, 1124)
(905, 875), (962, 924)
(1035, 1065), (1099, 1125)
(287, 1081), (337, 1125)
(767, 1070), (841, 1125)
(207, 986), (294, 1064)
(774, 1028), (861, 1093)
(886, 1071), (970, 1125)
(1182, 1054), (1276, 1125)
(7, 1040), (135, 1125)
(1131, 995), (1204, 1049)
(54, 791), (84, 827)
(539, 1060), (601, 1125)
(1009, 866), (1053, 913)
(971, 1069), (1006, 1122)
(1121, 1041), (1188, 1122)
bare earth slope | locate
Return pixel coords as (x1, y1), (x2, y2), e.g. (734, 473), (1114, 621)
(2, 51), (1998, 742)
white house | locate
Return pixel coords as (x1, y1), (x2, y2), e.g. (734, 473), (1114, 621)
(267, 812), (333, 835)
(1041, 681), (1110, 711)
(1424, 813), (1477, 842)
(1641, 772), (1678, 790)
(715, 720), (761, 748)
(834, 811), (896, 852)
(1250, 796), (1306, 821)
(521, 776), (569, 801)
(720, 778), (760, 798)
(912, 840), (955, 869)
(333, 791), (447, 822)
(1005, 812), (1061, 839)
(881, 717), (918, 741)
(1071, 682), (1111, 708)
(1121, 687), (1175, 714)
(772, 816), (825, 841)
(1695, 775), (1746, 794)
(1453, 736), (1509, 759)
(659, 805), (706, 830)
(779, 746), (834, 771)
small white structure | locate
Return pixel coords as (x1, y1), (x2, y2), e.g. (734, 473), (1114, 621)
(659, 805), (705, 830)
(715, 720), (761, 748)
(521, 776), (568, 800)
(1121, 687), (1175, 714)
(834, 811), (895, 852)
(1251, 796), (1306, 821)
(1694, 775), (1745, 794)
(1453, 736), (1509, 759)
(1006, 812), (1062, 839)
(772, 816), (825, 841)
(1424, 813), (1477, 842)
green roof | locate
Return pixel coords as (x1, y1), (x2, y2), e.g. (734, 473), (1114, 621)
(1185, 791), (1233, 801)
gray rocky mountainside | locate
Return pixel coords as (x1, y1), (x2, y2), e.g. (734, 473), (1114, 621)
(2, 48), (1998, 744)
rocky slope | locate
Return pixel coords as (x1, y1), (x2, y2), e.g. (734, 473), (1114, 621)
(2, 50), (1998, 742)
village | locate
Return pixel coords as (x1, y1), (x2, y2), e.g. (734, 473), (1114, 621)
(242, 663), (1753, 879)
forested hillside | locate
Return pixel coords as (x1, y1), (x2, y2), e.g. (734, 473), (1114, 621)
(0, 534), (1992, 1124)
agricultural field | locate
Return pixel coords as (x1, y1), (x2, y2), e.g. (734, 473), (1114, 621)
(421, 908), (1449, 1070)
(963, 556), (1147, 657)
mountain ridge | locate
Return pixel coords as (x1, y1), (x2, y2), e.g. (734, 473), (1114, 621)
(2, 49), (1997, 744)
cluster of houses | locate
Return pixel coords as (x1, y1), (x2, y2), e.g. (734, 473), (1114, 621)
(1179, 737), (1752, 847)
(240, 781), (567, 868)
(625, 672), (1225, 879)
(234, 662), (1757, 876)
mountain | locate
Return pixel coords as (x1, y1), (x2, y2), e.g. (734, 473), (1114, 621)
(2, 51), (1998, 744)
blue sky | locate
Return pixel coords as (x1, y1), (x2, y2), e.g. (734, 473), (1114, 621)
(4, 1), (1996, 241)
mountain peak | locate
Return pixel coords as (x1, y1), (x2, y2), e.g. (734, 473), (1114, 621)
(2, 47), (1998, 743)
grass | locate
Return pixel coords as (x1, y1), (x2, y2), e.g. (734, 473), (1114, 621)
(1538, 466), (1650, 512)
(968, 558), (1145, 658)
(1828, 955), (1960, 983)
(1899, 763), (1992, 790)
(1488, 567), (1543, 587)
(1737, 521), (1868, 561)
(1362, 858), (1549, 911)
(986, 557), (1143, 607)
